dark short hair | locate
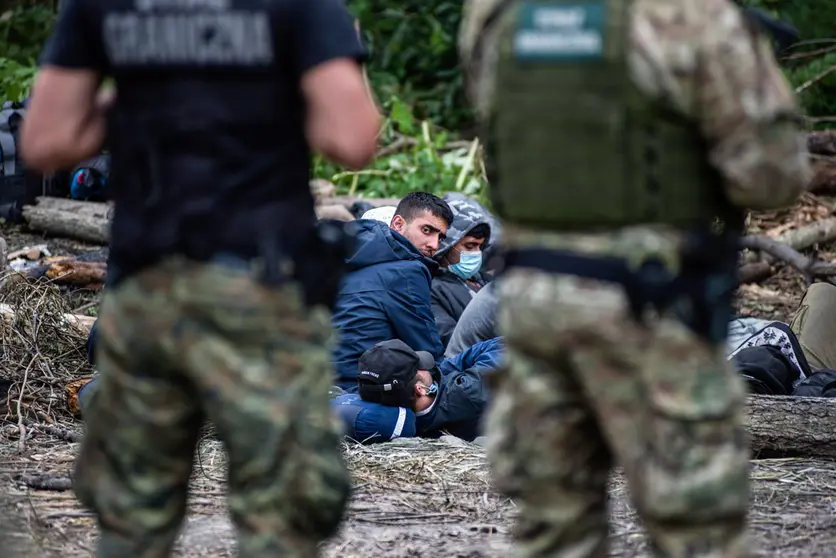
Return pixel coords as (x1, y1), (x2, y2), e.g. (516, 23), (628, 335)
(467, 223), (491, 240)
(394, 192), (454, 227)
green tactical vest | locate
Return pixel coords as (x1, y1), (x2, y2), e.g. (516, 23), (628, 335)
(484, 0), (733, 230)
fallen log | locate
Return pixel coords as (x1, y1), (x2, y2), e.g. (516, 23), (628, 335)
(28, 196), (111, 220)
(320, 196), (401, 209)
(21, 206), (109, 244)
(747, 395), (836, 458)
(807, 130), (836, 156)
(808, 155), (836, 195)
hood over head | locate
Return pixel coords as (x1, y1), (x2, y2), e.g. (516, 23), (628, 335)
(434, 195), (493, 261)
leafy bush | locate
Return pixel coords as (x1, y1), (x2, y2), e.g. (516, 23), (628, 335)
(313, 98), (487, 202)
(0, 0), (831, 203)
(0, 4), (54, 101)
(350, 0), (471, 131)
(745, 0), (836, 119)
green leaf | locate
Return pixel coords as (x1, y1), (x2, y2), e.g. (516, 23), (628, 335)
(390, 98), (416, 134)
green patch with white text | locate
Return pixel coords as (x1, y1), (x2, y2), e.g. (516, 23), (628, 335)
(514, 1), (606, 61)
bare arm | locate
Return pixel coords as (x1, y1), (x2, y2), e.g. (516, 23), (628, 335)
(20, 0), (110, 173)
(302, 59), (381, 170)
(20, 68), (108, 173)
(292, 1), (381, 169)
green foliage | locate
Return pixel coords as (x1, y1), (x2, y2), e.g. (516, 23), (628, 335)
(313, 98), (488, 202)
(0, 1), (831, 203)
(0, 5), (55, 100)
(350, 0), (472, 131)
(744, 0), (836, 119)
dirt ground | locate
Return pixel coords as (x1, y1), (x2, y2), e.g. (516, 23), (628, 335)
(1, 195), (836, 557)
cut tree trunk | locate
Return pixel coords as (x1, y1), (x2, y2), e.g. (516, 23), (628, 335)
(747, 395), (836, 459)
(21, 206), (109, 245)
(808, 130), (836, 156)
(28, 197), (112, 220)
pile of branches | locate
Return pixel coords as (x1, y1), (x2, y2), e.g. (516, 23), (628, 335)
(0, 274), (93, 448)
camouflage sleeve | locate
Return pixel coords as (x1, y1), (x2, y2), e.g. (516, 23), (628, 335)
(458, 0), (506, 121)
(631, 0), (810, 210)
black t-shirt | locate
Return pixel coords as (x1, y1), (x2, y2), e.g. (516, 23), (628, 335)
(39, 0), (367, 281)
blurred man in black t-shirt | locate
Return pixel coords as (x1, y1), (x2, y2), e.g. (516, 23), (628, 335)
(20, 0), (381, 555)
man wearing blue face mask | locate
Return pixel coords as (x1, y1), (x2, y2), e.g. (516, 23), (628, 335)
(431, 197), (494, 348)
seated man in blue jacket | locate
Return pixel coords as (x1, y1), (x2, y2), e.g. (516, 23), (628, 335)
(341, 337), (502, 442)
(331, 192), (452, 390)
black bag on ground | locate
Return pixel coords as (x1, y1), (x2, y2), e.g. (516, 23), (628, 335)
(727, 321), (811, 395)
(0, 101), (68, 222)
(792, 369), (836, 398)
(731, 346), (799, 396)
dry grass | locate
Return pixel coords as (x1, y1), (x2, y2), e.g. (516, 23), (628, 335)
(0, 274), (92, 453)
(1, 207), (836, 556)
(2, 432), (836, 557)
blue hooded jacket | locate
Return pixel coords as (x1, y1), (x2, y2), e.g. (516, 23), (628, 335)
(416, 336), (503, 441)
(331, 219), (445, 389)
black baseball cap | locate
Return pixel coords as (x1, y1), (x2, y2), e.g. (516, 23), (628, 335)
(357, 339), (435, 408)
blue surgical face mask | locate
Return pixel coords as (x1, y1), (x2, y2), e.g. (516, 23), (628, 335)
(423, 382), (439, 397)
(450, 250), (482, 279)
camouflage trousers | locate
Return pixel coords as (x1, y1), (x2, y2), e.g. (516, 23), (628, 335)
(74, 257), (350, 558)
(488, 269), (750, 558)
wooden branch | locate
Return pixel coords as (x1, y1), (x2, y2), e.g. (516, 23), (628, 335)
(737, 262), (773, 284)
(0, 303), (95, 334)
(774, 217), (836, 249)
(741, 217), (836, 268)
(747, 395), (836, 458)
(739, 235), (836, 281)
(22, 260), (107, 287)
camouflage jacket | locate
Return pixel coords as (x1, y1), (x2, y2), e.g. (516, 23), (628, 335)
(459, 0), (812, 257)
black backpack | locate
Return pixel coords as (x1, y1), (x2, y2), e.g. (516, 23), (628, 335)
(0, 101), (68, 222)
